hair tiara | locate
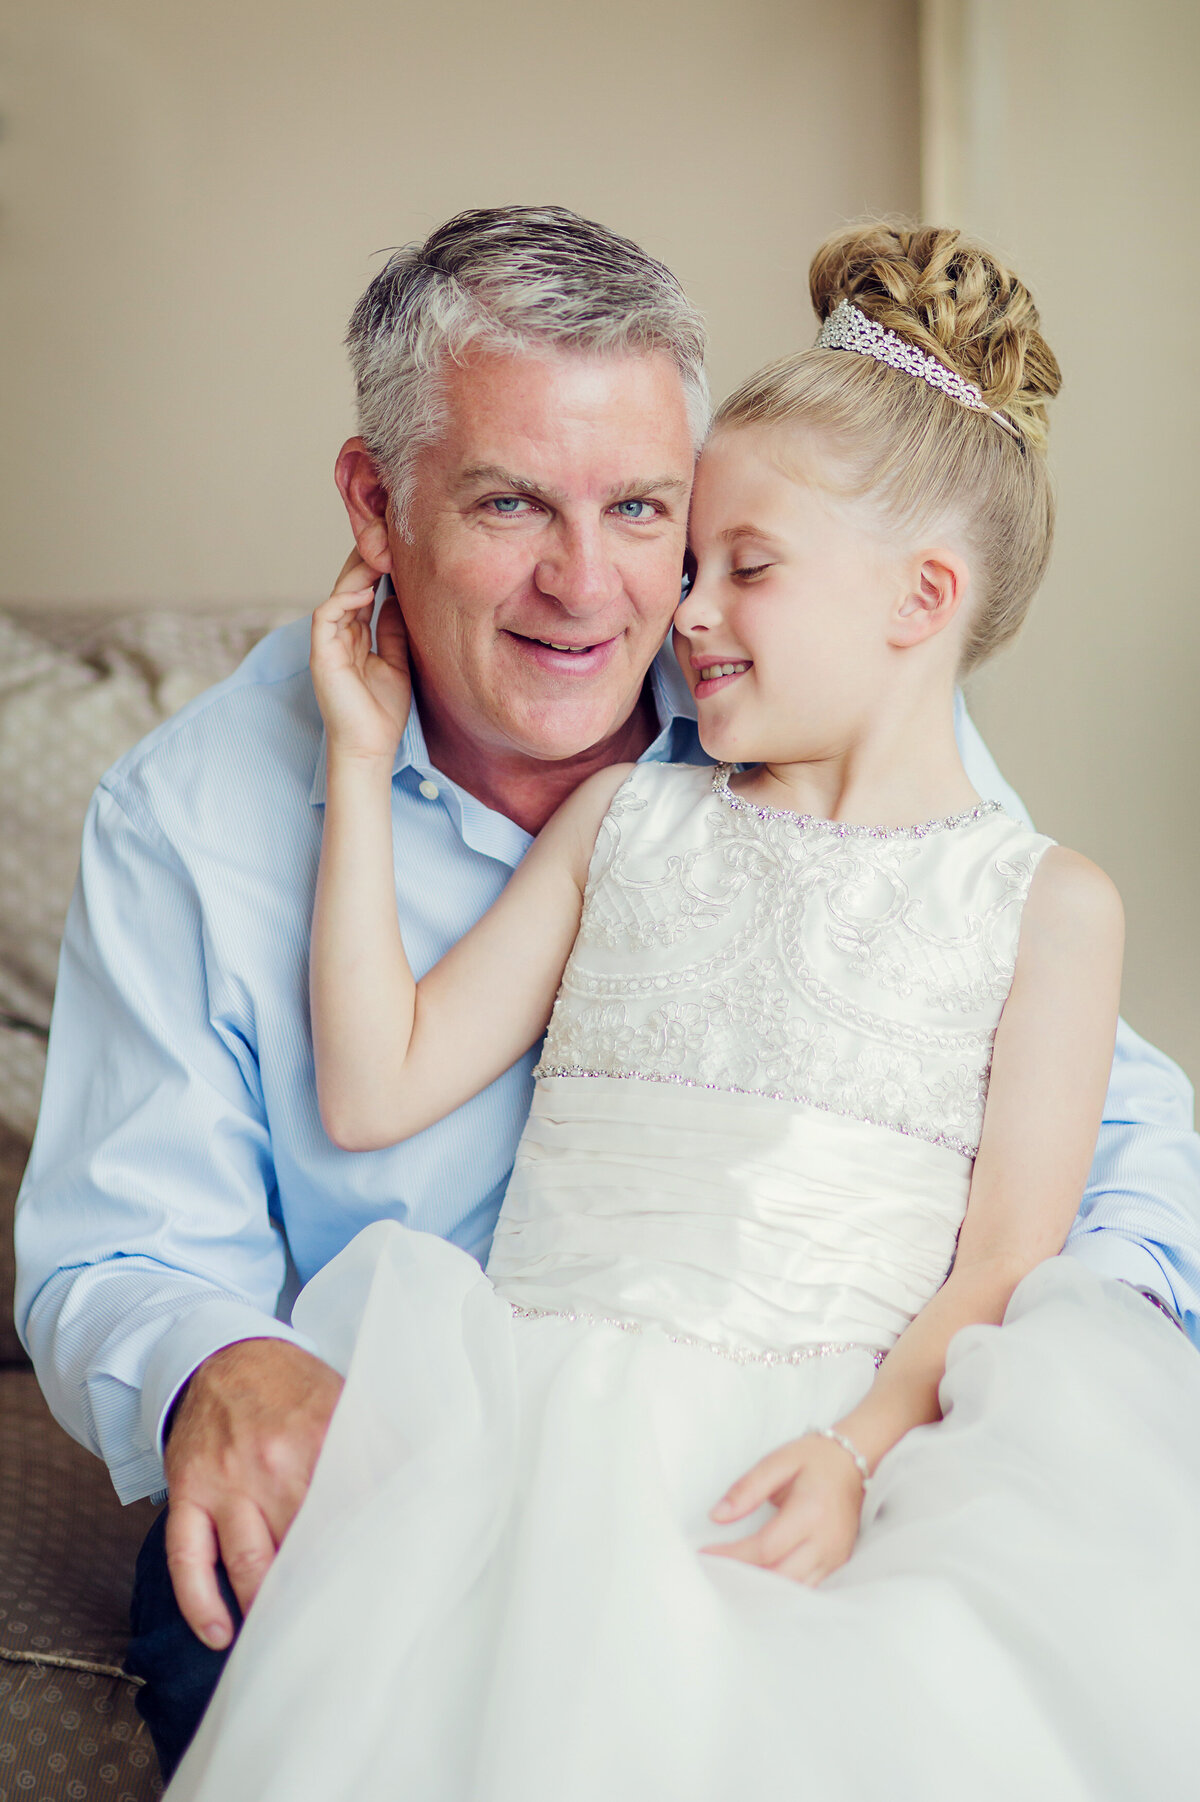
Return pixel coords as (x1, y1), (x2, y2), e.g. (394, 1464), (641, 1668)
(816, 299), (1021, 442)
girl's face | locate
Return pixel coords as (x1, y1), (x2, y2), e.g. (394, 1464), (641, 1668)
(674, 426), (911, 767)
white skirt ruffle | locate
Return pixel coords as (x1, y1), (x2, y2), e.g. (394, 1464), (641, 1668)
(168, 1224), (1200, 1802)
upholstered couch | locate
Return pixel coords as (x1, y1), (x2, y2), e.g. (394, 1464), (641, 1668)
(0, 603), (292, 1799)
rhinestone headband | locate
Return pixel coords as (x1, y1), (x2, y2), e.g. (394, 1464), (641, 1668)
(816, 299), (1021, 441)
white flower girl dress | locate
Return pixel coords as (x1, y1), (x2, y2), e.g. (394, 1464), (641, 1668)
(169, 762), (1200, 1802)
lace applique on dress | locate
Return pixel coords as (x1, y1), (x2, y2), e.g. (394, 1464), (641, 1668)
(536, 763), (1054, 1158)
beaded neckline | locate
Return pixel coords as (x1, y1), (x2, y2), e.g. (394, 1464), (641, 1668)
(711, 764), (1003, 841)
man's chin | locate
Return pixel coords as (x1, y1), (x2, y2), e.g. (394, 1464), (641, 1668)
(496, 685), (651, 767)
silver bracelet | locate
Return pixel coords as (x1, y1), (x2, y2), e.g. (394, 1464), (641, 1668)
(815, 1426), (872, 1489)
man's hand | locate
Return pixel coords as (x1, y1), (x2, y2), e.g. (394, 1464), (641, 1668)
(701, 1431), (866, 1585)
(163, 1339), (343, 1649)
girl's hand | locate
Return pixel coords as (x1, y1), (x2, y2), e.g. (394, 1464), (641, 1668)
(310, 551), (411, 762)
(701, 1432), (866, 1585)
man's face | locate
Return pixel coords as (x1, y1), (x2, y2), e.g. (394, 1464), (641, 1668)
(384, 346), (695, 765)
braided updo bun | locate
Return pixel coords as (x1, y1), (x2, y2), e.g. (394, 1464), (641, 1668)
(717, 223), (1063, 672)
(809, 222), (1061, 453)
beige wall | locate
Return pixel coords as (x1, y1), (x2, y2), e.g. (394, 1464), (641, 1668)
(923, 0), (1200, 1080)
(0, 0), (917, 606)
(3, 0), (1195, 1080)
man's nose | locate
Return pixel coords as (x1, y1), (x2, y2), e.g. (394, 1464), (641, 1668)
(533, 522), (623, 615)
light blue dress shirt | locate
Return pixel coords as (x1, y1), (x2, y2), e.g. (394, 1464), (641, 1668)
(14, 615), (1200, 1503)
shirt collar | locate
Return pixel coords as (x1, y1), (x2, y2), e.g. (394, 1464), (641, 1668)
(310, 635), (697, 808)
(309, 666), (438, 806)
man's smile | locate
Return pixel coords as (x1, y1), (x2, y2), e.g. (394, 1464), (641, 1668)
(503, 629), (623, 674)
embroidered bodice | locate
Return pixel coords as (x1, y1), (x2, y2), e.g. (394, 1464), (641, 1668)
(488, 763), (1054, 1357)
(537, 762), (1048, 1159)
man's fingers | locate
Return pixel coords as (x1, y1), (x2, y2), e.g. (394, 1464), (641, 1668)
(214, 1500), (279, 1621)
(252, 1461), (315, 1553)
(165, 1499), (234, 1651)
(161, 1342), (343, 1644)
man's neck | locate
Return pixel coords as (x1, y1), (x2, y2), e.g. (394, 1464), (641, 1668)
(417, 680), (662, 837)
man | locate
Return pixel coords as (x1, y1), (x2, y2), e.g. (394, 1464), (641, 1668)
(15, 206), (1200, 1778)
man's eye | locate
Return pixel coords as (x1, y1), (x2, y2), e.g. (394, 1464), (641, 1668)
(613, 498), (656, 521)
(488, 496), (535, 515)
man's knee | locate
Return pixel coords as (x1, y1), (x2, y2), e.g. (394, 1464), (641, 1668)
(125, 1508), (243, 1783)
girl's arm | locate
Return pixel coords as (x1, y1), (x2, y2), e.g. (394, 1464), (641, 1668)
(309, 565), (630, 1152)
(706, 845), (1124, 1584)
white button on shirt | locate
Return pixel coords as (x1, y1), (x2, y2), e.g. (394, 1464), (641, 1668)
(13, 613), (1200, 1504)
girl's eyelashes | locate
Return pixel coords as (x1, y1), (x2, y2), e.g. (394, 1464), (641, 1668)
(732, 563), (772, 581)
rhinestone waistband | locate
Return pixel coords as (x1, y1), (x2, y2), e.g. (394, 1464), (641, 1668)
(530, 1064), (978, 1161)
(505, 1302), (887, 1369)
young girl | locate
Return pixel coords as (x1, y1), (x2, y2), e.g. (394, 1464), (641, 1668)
(168, 227), (1200, 1800)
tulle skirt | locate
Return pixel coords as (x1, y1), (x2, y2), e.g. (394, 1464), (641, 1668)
(167, 1224), (1200, 1801)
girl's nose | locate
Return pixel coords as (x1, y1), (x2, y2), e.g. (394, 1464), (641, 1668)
(674, 563), (720, 637)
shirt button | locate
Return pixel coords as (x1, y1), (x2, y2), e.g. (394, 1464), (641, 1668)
(418, 779), (439, 801)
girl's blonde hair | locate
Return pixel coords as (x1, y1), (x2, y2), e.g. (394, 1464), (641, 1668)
(715, 223), (1063, 672)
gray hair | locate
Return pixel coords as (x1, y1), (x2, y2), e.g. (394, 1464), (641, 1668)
(346, 205), (710, 532)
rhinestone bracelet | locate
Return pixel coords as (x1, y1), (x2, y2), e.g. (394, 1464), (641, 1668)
(815, 1426), (872, 1489)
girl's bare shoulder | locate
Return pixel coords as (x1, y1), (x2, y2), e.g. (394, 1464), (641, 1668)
(1020, 845), (1124, 959)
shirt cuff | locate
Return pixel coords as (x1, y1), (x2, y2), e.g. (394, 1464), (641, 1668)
(140, 1298), (319, 1465)
(1060, 1232), (1177, 1310)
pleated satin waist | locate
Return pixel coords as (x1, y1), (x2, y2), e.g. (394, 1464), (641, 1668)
(486, 1076), (971, 1355)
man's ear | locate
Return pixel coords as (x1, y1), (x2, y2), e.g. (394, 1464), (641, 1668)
(334, 438), (394, 574)
(889, 548), (970, 650)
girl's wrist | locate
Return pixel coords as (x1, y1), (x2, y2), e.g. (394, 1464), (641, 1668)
(324, 744), (398, 783)
(813, 1426), (872, 1489)
(829, 1407), (900, 1479)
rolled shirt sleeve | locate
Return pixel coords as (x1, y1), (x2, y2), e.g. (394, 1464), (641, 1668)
(15, 786), (312, 1503)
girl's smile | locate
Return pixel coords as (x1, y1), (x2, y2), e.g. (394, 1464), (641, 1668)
(674, 425), (903, 771)
(691, 656), (753, 697)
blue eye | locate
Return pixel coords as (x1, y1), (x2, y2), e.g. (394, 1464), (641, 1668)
(490, 497), (527, 515)
(614, 498), (655, 520)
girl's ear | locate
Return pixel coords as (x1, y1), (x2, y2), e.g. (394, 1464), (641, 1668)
(889, 548), (971, 650)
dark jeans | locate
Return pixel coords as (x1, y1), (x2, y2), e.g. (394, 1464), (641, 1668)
(125, 1509), (242, 1784)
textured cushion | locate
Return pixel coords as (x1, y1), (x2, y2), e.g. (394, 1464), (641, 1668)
(0, 607), (300, 1798)
(0, 605), (293, 1140)
(0, 1123), (29, 1367)
(0, 1369), (163, 1795)
(0, 1372), (159, 1668)
(0, 1661), (161, 1800)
